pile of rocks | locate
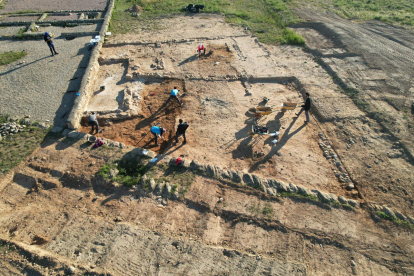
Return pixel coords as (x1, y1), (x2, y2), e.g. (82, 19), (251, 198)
(318, 134), (352, 186)
(0, 122), (25, 138)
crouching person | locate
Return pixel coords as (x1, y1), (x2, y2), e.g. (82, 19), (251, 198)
(150, 124), (166, 146)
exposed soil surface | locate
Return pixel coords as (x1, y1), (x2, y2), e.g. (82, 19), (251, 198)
(0, 137), (413, 275)
(1, 13), (414, 276)
(79, 78), (183, 153)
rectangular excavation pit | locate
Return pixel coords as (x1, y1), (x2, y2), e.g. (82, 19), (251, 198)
(79, 76), (184, 154)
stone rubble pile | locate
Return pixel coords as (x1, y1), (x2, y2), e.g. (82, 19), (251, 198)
(0, 122), (26, 138)
(318, 133), (352, 186)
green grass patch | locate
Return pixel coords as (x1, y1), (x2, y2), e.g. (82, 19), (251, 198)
(262, 202), (274, 218)
(0, 119), (49, 176)
(377, 211), (413, 229)
(156, 164), (196, 196)
(0, 51), (27, 66)
(111, 0), (304, 45)
(98, 157), (148, 187)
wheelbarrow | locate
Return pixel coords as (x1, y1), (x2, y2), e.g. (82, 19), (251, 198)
(248, 106), (275, 119)
(281, 102), (301, 112)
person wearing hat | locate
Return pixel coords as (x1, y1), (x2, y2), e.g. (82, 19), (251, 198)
(150, 124), (166, 146)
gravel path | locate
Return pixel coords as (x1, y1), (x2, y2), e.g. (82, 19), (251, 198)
(0, 15), (41, 22)
(0, 26), (25, 36)
(0, 37), (92, 126)
(45, 14), (80, 21)
(0, 0), (108, 14)
(37, 23), (102, 37)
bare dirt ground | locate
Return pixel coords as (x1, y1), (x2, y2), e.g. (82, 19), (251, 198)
(0, 137), (413, 275)
(289, 9), (414, 214)
(1, 13), (414, 275)
(0, 0), (107, 14)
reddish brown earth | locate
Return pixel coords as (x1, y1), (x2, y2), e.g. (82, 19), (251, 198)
(79, 79), (183, 153)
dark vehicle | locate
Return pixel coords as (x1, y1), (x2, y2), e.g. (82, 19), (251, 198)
(184, 4), (205, 13)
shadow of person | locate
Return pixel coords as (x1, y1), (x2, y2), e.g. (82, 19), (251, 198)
(178, 54), (198, 67)
(248, 117), (307, 173)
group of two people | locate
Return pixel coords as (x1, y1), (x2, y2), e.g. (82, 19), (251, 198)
(151, 119), (188, 147)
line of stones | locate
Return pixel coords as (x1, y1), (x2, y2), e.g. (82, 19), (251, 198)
(56, 129), (360, 209)
(57, 127), (414, 225)
(318, 133), (353, 187)
(66, 0), (115, 130)
(102, 34), (251, 48)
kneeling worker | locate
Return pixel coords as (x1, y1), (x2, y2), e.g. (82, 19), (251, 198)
(150, 124), (166, 146)
(165, 86), (182, 107)
(197, 44), (206, 56)
(175, 119), (189, 144)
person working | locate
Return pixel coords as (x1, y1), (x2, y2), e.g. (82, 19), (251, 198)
(44, 32), (58, 56)
(197, 44), (206, 56)
(175, 119), (189, 144)
(165, 87), (182, 107)
(88, 112), (99, 133)
(150, 124), (166, 146)
(295, 93), (312, 123)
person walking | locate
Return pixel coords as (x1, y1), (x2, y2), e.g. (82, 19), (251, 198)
(295, 92), (312, 123)
(165, 87), (182, 107)
(44, 32), (58, 56)
(175, 119), (189, 144)
(88, 112), (100, 133)
(150, 124), (166, 146)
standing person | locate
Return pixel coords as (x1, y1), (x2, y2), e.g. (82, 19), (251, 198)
(88, 112), (99, 133)
(150, 124), (166, 146)
(295, 92), (312, 123)
(165, 87), (182, 107)
(197, 44), (206, 56)
(44, 32), (58, 56)
(175, 119), (189, 144)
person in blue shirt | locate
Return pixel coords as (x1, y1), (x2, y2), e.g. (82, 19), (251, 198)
(150, 125), (166, 146)
(44, 32), (58, 56)
(165, 86), (182, 107)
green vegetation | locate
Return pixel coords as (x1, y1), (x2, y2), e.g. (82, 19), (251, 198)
(262, 203), (274, 218)
(377, 211), (413, 228)
(0, 51), (27, 66)
(0, 240), (16, 254)
(98, 158), (148, 186)
(156, 164), (196, 196)
(0, 117), (49, 176)
(111, 0), (304, 45)
(247, 202), (273, 218)
(319, 0), (414, 27)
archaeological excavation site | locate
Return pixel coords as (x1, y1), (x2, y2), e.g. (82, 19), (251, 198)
(0, 0), (414, 275)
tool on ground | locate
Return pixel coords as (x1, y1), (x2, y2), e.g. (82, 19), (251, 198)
(281, 102), (301, 112)
(248, 106), (276, 119)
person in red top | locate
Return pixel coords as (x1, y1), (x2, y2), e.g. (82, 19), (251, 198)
(197, 44), (206, 56)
